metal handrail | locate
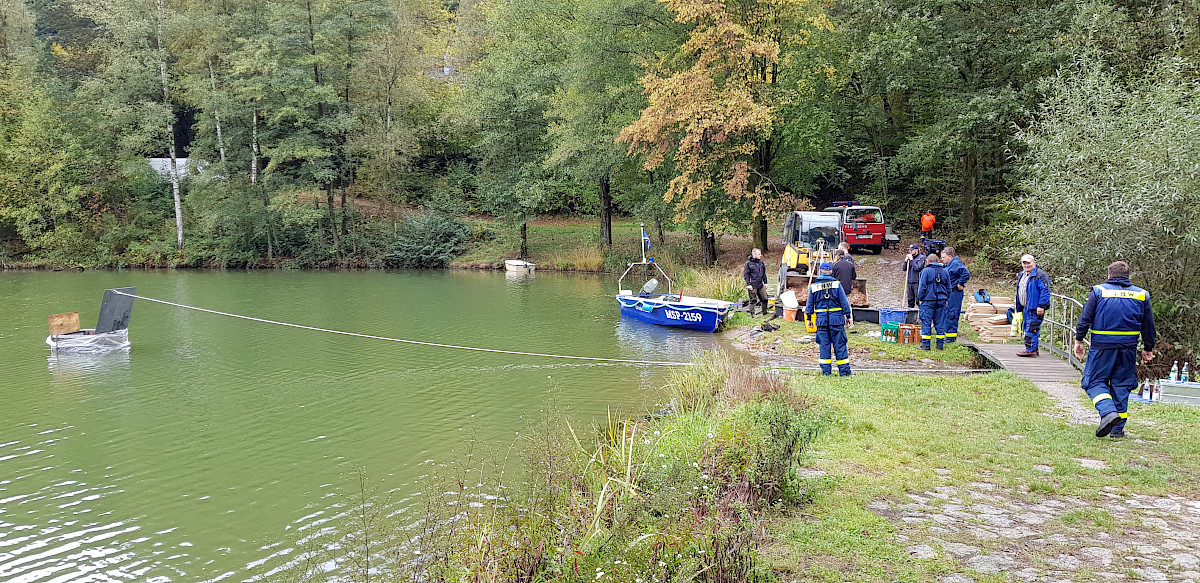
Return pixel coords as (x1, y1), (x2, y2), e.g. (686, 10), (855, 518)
(1041, 292), (1089, 370)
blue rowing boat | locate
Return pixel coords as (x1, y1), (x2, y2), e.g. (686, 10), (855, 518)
(614, 224), (735, 333)
(615, 293), (733, 332)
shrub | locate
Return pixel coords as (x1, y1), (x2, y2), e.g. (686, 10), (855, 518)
(385, 211), (471, 268)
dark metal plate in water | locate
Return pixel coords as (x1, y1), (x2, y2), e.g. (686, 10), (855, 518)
(96, 287), (136, 333)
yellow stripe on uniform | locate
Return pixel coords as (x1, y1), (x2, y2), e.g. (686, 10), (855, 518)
(946, 333), (957, 337)
(935, 334), (945, 339)
(836, 359), (849, 365)
(1093, 330), (1139, 335)
(1119, 413), (1128, 418)
(819, 359), (832, 364)
(1092, 393), (1112, 404)
(816, 308), (842, 312)
(922, 335), (931, 339)
(1100, 289), (1146, 301)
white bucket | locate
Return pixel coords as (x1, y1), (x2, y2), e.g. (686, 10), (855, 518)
(779, 290), (800, 309)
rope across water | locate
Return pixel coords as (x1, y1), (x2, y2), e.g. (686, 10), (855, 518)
(112, 291), (994, 373)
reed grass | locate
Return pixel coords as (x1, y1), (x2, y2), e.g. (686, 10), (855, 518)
(550, 245), (606, 271)
(676, 268), (748, 303)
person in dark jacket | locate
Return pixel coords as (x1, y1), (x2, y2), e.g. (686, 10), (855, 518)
(804, 262), (853, 376)
(1015, 254), (1052, 357)
(902, 243), (925, 308)
(832, 250), (856, 292)
(743, 248), (769, 316)
(917, 254), (950, 350)
(940, 247), (970, 342)
(1075, 261), (1156, 438)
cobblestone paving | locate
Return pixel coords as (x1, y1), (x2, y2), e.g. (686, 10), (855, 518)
(870, 478), (1200, 582)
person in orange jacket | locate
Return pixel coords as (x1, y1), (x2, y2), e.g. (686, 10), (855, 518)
(920, 210), (936, 239)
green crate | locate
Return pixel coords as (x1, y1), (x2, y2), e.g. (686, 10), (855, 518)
(880, 321), (899, 343)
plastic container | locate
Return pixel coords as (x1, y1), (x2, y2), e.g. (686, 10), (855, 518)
(779, 290), (800, 309)
(783, 308), (799, 321)
(881, 321), (900, 343)
(879, 307), (908, 327)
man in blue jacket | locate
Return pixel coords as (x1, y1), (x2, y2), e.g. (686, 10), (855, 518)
(940, 247), (970, 343)
(805, 262), (853, 376)
(1075, 261), (1156, 438)
(917, 254), (950, 350)
(1015, 254), (1052, 357)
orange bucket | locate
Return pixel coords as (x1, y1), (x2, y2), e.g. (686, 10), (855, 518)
(783, 308), (799, 321)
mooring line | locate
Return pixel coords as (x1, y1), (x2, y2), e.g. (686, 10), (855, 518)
(113, 291), (694, 366)
(113, 291), (999, 373)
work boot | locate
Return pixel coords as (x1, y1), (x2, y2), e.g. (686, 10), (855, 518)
(1109, 429), (1126, 438)
(1016, 350), (1039, 357)
(1096, 412), (1121, 437)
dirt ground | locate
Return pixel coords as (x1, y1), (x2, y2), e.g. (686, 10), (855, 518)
(715, 235), (916, 308)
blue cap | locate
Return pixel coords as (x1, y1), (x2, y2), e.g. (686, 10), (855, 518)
(909, 243), (919, 250)
(819, 262), (833, 270)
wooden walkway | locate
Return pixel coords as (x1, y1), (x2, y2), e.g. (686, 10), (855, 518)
(963, 341), (1081, 383)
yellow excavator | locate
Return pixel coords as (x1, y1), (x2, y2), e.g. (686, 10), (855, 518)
(778, 211), (842, 295)
(779, 211), (863, 332)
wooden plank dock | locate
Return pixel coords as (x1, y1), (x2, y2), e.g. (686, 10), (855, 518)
(963, 341), (1081, 383)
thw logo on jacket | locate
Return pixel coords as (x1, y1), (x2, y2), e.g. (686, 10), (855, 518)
(804, 275), (851, 326)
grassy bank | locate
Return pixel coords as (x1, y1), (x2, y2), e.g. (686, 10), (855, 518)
(395, 352), (825, 582)
(284, 351), (1200, 581)
(735, 317), (978, 366)
(450, 218), (702, 272)
(282, 353), (826, 582)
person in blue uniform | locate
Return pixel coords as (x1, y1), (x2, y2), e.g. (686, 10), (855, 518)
(940, 246), (970, 343)
(1015, 254), (1051, 357)
(917, 254), (950, 350)
(902, 244), (925, 308)
(805, 262), (852, 376)
(1075, 261), (1156, 438)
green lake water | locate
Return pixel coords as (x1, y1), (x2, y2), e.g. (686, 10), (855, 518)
(0, 269), (732, 582)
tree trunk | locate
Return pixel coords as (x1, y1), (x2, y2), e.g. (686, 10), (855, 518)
(327, 182), (340, 252)
(250, 107), (259, 185)
(599, 173), (612, 247)
(340, 185), (348, 236)
(656, 218), (664, 246)
(753, 217), (768, 252)
(157, 0), (183, 249)
(963, 151), (978, 230)
(208, 60), (226, 165)
(700, 225), (717, 266)
(519, 221), (528, 260)
(168, 130), (184, 250)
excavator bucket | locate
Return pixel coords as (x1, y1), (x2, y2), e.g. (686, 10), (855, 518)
(849, 278), (869, 307)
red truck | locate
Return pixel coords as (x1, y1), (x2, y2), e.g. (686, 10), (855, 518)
(821, 201), (891, 254)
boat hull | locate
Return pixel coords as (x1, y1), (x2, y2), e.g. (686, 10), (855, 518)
(505, 259), (536, 272)
(615, 295), (732, 333)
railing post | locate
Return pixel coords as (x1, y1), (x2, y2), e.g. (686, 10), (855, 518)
(1041, 292), (1087, 371)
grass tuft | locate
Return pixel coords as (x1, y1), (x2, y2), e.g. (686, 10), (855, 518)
(550, 245), (605, 271)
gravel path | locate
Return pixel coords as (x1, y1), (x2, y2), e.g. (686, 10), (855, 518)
(1035, 380), (1096, 426)
(869, 480), (1200, 582)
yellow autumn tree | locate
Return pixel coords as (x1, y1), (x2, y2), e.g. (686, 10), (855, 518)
(619, 0), (834, 262)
